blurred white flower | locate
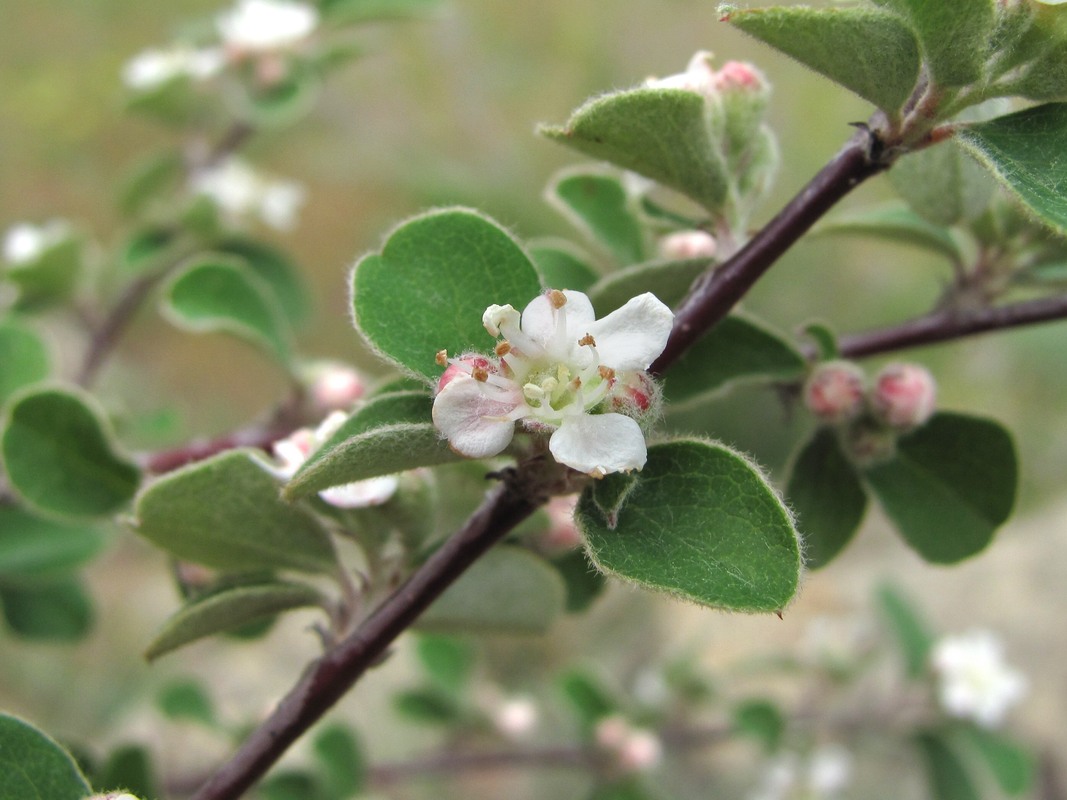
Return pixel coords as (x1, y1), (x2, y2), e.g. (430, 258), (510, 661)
(270, 411), (398, 508)
(658, 229), (717, 260)
(122, 46), (224, 91)
(302, 360), (366, 412)
(492, 696), (540, 739)
(3, 220), (68, 265)
(217, 0), (319, 53)
(931, 629), (1027, 728)
(748, 745), (852, 800)
(191, 158), (305, 231)
(808, 744), (853, 795)
(594, 715), (663, 774)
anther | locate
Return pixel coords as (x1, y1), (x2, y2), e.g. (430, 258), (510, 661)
(435, 349), (448, 366)
(548, 289), (567, 309)
(598, 366), (616, 381)
(578, 333), (596, 347)
(495, 341), (512, 356)
(472, 366), (490, 382)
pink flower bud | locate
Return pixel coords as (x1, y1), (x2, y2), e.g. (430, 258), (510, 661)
(714, 60), (766, 92)
(308, 362), (365, 411)
(540, 494), (582, 552)
(658, 230), (717, 260)
(803, 361), (866, 424)
(870, 363), (937, 430)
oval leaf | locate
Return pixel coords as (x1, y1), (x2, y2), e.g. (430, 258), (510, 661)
(0, 578), (94, 641)
(0, 714), (91, 800)
(588, 257), (708, 317)
(1, 387), (141, 518)
(785, 428), (868, 569)
(0, 507), (108, 584)
(889, 142), (994, 226)
(915, 732), (981, 800)
(962, 727), (1035, 796)
(547, 168), (647, 265)
(887, 0), (996, 88)
(145, 580), (323, 661)
(576, 439), (801, 612)
(214, 237), (312, 327)
(162, 254), (293, 365)
(864, 412), (1017, 563)
(416, 546), (566, 634)
(815, 203), (963, 263)
(352, 208), (542, 382)
(876, 582), (934, 679)
(0, 319), (50, 405)
(540, 88), (730, 214)
(134, 450), (337, 574)
(528, 238), (601, 292)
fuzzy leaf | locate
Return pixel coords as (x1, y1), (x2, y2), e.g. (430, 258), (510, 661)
(416, 546), (566, 634)
(963, 727), (1035, 795)
(816, 204), (963, 263)
(145, 580), (323, 660)
(785, 428), (868, 569)
(587, 258), (707, 317)
(312, 724), (366, 800)
(724, 6), (920, 113)
(415, 634), (475, 693)
(4, 237), (82, 311)
(864, 412), (1017, 563)
(0, 714), (91, 800)
(540, 88), (730, 213)
(0, 387), (141, 518)
(0, 507), (108, 584)
(876, 582), (934, 679)
(889, 142), (994, 226)
(528, 239), (601, 292)
(285, 390), (460, 500)
(352, 208), (542, 382)
(162, 254), (294, 365)
(134, 450), (337, 573)
(214, 237), (312, 327)
(881, 0), (996, 87)
(664, 315), (805, 404)
(576, 439), (801, 612)
(547, 169), (647, 265)
(0, 578), (93, 641)
(157, 679), (217, 727)
(0, 319), (50, 405)
(958, 103), (1067, 232)
(915, 732), (981, 800)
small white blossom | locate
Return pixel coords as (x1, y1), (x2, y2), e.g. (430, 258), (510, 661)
(492, 696), (540, 739)
(931, 629), (1027, 728)
(302, 360), (366, 411)
(122, 46), (224, 91)
(191, 158), (305, 231)
(217, 0), (319, 53)
(594, 715), (663, 774)
(658, 230), (717, 260)
(3, 220), (68, 265)
(748, 746), (852, 800)
(808, 745), (853, 795)
(432, 289), (673, 477)
(270, 411), (398, 508)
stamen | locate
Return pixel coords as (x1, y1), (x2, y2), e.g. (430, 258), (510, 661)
(548, 289), (567, 309)
(435, 349), (448, 366)
(578, 334), (596, 347)
(598, 366), (616, 381)
(495, 341), (512, 356)
(472, 366), (490, 382)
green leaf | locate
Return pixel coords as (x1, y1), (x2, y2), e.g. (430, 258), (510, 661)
(663, 315), (805, 404)
(416, 634), (475, 693)
(312, 724), (366, 800)
(97, 744), (157, 800)
(5, 236), (82, 311)
(145, 579), (323, 661)
(576, 439), (801, 612)
(559, 670), (617, 726)
(864, 412), (1017, 563)
(1007, 37), (1067, 102)
(732, 699), (785, 752)
(319, 0), (442, 23)
(352, 208), (542, 381)
(393, 687), (462, 724)
(0, 713), (91, 800)
(528, 239), (600, 292)
(0, 578), (93, 641)
(915, 732), (981, 800)
(162, 254), (294, 366)
(889, 142), (994, 226)
(0, 387), (141, 519)
(587, 257), (708, 317)
(236, 60), (321, 128)
(958, 103), (1067, 232)
(0, 507), (108, 584)
(785, 429), (868, 569)
(259, 770), (327, 800)
(815, 204), (963, 263)
(550, 548), (608, 613)
(882, 0), (995, 88)
(541, 88), (730, 214)
(547, 169), (647, 265)
(134, 450), (337, 574)
(803, 322), (840, 361)
(962, 727), (1035, 795)
(157, 679), (217, 728)
(416, 546), (566, 634)
(0, 319), (50, 405)
(118, 150), (184, 218)
(285, 390), (460, 500)
(214, 237), (312, 327)
(723, 6), (921, 113)
(875, 583), (933, 679)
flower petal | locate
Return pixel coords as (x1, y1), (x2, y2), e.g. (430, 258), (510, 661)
(549, 413), (647, 475)
(520, 290), (597, 350)
(320, 475), (399, 508)
(585, 292), (674, 371)
(432, 374), (521, 458)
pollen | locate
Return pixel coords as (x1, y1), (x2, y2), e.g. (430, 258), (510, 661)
(548, 289), (567, 309)
(435, 349), (448, 366)
(598, 366), (616, 381)
(578, 333), (596, 347)
(495, 341), (512, 356)
(472, 366), (490, 382)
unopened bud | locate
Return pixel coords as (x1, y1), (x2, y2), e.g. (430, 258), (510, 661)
(608, 370), (660, 420)
(658, 230), (717, 260)
(714, 60), (767, 93)
(803, 361), (866, 424)
(870, 363), (937, 431)
(540, 494), (582, 552)
(307, 361), (365, 411)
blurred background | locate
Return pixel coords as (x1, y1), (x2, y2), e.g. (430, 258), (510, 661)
(1, 1), (1065, 797)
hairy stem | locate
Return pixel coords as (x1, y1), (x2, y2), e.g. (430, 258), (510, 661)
(838, 294), (1067, 359)
(190, 465), (548, 800)
(651, 127), (889, 374)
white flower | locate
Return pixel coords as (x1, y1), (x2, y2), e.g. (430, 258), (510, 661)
(302, 360), (366, 411)
(492, 696), (539, 739)
(191, 158), (305, 231)
(431, 289), (673, 477)
(3, 220), (68, 264)
(658, 230), (717, 260)
(807, 745), (853, 795)
(270, 411), (398, 508)
(931, 629), (1027, 728)
(217, 0), (319, 53)
(122, 46), (224, 91)
(594, 715), (663, 774)
(747, 746), (852, 800)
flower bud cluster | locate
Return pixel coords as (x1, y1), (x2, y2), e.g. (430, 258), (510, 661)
(594, 715), (663, 774)
(190, 158), (306, 231)
(803, 360), (937, 466)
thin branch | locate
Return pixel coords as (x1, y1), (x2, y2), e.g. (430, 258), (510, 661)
(837, 294), (1067, 359)
(651, 127), (889, 375)
(190, 462), (551, 800)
